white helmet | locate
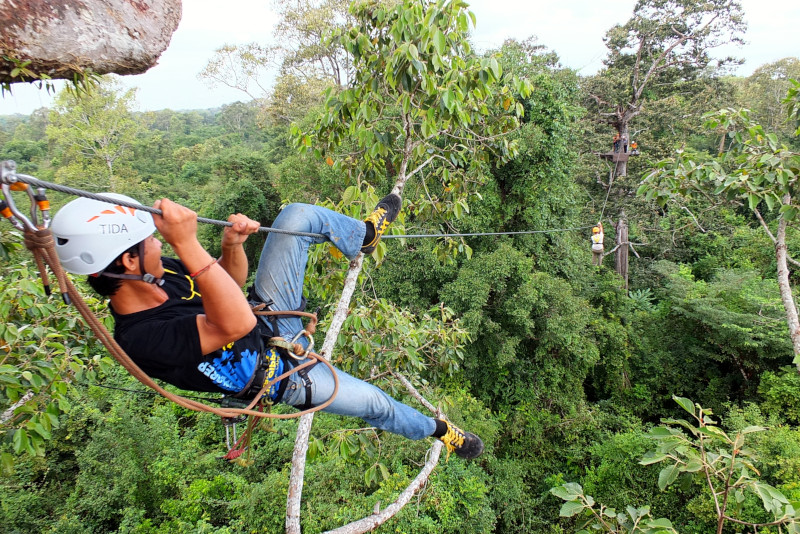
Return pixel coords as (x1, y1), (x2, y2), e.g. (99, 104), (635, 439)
(51, 193), (155, 275)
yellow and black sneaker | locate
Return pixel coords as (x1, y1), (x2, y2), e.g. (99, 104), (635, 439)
(361, 193), (401, 254)
(437, 419), (484, 460)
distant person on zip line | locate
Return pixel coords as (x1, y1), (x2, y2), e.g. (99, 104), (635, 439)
(51, 194), (484, 459)
(591, 223), (604, 266)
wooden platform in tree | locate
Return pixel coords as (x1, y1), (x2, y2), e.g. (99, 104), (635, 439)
(595, 152), (639, 162)
(596, 151), (639, 162)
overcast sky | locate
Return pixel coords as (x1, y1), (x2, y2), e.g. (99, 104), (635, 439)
(2, 0), (798, 115)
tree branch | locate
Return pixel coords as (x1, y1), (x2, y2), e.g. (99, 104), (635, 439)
(286, 254), (364, 534)
(1, 391), (34, 424)
(752, 207), (777, 243)
(391, 371), (440, 416)
(322, 442), (443, 534)
(287, 153), (431, 533)
(676, 202), (707, 233)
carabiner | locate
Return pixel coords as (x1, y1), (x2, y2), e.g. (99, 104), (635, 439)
(15, 177), (51, 228)
(0, 198), (25, 231)
(0, 160), (49, 231)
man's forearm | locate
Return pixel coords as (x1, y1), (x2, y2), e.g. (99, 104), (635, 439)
(218, 244), (249, 287)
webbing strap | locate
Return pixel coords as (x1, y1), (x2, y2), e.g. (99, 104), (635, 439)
(293, 361), (319, 410)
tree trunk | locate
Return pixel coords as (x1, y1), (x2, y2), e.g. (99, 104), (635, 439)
(615, 212), (629, 290)
(0, 0), (181, 83)
(286, 156), (417, 532)
(615, 123), (630, 177)
(774, 208), (800, 371)
(286, 255), (363, 534)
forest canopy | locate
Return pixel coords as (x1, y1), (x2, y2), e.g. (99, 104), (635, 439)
(1, 0), (800, 532)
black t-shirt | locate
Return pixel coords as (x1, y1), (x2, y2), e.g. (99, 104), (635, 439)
(111, 257), (273, 394)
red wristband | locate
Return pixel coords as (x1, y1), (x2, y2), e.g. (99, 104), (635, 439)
(190, 258), (217, 279)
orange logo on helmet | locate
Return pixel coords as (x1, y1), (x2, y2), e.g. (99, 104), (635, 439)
(86, 205), (137, 222)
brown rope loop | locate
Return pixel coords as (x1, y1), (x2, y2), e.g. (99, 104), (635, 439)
(253, 308), (319, 335)
(230, 353), (340, 418)
(22, 228), (54, 294)
(22, 227), (55, 251)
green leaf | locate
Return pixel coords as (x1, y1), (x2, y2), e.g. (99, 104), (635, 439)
(683, 458), (703, 472)
(433, 30), (446, 54)
(658, 464), (680, 491)
(1, 452), (14, 475)
(12, 429), (30, 455)
(647, 518), (675, 528)
(697, 425), (730, 441)
(364, 465), (376, 486)
(640, 452), (669, 465)
(30, 422), (51, 440)
(378, 462), (390, 480)
(551, 482), (582, 501)
(488, 57), (501, 80)
(559, 501), (585, 517)
(648, 427), (673, 438)
(673, 396), (695, 417)
(754, 482), (789, 514)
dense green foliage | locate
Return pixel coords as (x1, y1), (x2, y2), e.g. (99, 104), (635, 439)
(2, 0), (800, 531)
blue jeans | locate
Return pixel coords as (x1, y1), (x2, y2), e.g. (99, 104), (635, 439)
(253, 204), (436, 440)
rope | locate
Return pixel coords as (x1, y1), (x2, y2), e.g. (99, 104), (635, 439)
(599, 161), (616, 223)
(8, 173), (594, 240)
(20, 225), (339, 421)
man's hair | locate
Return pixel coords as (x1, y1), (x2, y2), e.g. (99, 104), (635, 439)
(86, 243), (140, 297)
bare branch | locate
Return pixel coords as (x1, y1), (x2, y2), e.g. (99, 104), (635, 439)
(752, 207), (777, 243)
(588, 92), (613, 109)
(323, 442), (443, 534)
(286, 255), (364, 534)
(391, 372), (440, 416)
(676, 202), (707, 233)
(287, 158), (430, 533)
(1, 391), (34, 424)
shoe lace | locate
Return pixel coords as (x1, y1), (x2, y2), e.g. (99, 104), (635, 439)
(440, 423), (465, 458)
(365, 207), (387, 225)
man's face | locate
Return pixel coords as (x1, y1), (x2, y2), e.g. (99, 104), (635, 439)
(141, 234), (165, 278)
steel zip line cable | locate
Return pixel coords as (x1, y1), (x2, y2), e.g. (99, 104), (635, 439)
(4, 170), (594, 240)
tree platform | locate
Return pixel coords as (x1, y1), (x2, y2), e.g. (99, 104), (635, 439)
(596, 151), (639, 162)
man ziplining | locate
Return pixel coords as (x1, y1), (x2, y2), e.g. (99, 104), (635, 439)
(50, 193), (484, 459)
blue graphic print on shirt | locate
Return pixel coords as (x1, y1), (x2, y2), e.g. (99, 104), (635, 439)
(196, 346), (285, 399)
(198, 348), (259, 393)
